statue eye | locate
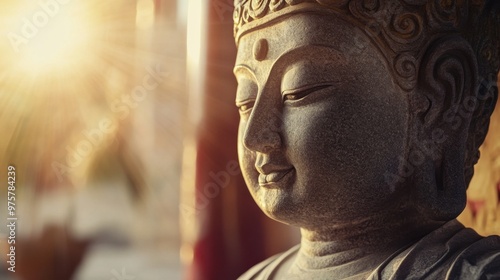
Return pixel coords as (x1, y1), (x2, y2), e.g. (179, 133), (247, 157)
(237, 100), (255, 113)
(282, 90), (311, 101)
(282, 84), (333, 102)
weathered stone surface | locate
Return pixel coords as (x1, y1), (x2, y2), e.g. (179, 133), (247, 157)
(233, 1), (500, 279)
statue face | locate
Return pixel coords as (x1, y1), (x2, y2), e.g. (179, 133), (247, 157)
(235, 13), (410, 229)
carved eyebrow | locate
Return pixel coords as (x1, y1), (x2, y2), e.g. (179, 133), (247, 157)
(233, 64), (255, 77)
(235, 75), (258, 105)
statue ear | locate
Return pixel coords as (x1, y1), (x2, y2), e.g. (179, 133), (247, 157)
(415, 36), (478, 128)
(410, 35), (478, 221)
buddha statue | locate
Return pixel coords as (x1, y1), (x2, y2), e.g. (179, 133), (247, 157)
(232, 0), (500, 279)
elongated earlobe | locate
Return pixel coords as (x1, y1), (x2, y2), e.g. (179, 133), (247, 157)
(410, 35), (478, 220)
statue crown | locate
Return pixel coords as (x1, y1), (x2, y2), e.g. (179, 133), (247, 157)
(234, 0), (499, 91)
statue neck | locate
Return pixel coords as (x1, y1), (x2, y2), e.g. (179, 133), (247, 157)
(293, 210), (445, 276)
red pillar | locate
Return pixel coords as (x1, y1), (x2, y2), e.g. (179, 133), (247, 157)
(186, 2), (269, 280)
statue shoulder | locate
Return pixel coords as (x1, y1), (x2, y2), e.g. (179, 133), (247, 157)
(237, 244), (300, 280)
(446, 234), (500, 279)
(370, 220), (500, 279)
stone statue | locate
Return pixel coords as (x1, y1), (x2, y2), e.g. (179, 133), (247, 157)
(232, 0), (500, 279)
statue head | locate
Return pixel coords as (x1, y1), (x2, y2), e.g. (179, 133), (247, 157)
(233, 0), (500, 229)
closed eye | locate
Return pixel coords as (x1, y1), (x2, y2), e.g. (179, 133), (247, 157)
(236, 99), (255, 113)
(282, 84), (333, 102)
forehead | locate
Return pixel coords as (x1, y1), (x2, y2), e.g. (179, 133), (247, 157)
(234, 13), (367, 78)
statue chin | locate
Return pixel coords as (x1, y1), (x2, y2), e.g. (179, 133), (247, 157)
(233, 1), (500, 279)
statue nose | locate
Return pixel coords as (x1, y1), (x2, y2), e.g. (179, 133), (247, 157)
(244, 128), (281, 153)
(242, 104), (282, 154)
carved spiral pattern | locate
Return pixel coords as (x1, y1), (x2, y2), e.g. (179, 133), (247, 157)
(394, 53), (417, 90)
(395, 53), (416, 78)
(269, 0), (286, 11)
(233, 4), (243, 26)
(349, 0), (381, 18)
(428, 0), (466, 28)
(242, 6), (251, 23)
(388, 12), (423, 44)
(479, 39), (500, 74)
(361, 0), (380, 12)
(249, 0), (271, 18)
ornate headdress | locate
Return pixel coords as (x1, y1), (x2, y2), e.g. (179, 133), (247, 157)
(234, 0), (499, 92)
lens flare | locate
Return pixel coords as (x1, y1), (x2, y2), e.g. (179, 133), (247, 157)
(19, 12), (91, 74)
(7, 2), (93, 76)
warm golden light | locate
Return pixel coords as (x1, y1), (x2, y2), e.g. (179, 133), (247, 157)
(7, 1), (93, 76)
(0, 0), (186, 278)
(0, 0), (138, 187)
(186, 0), (207, 124)
(136, 0), (155, 29)
(20, 15), (90, 73)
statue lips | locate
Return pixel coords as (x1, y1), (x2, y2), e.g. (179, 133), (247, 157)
(258, 168), (294, 188)
(255, 155), (294, 188)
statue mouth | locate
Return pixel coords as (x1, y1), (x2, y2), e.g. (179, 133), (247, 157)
(258, 168), (294, 188)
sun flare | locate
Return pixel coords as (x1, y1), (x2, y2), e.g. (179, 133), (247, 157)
(0, 0), (140, 185)
(7, 1), (94, 76)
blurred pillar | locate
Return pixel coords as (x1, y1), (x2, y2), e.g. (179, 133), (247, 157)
(182, 1), (270, 280)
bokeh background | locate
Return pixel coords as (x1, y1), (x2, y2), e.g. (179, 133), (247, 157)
(0, 1), (498, 280)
